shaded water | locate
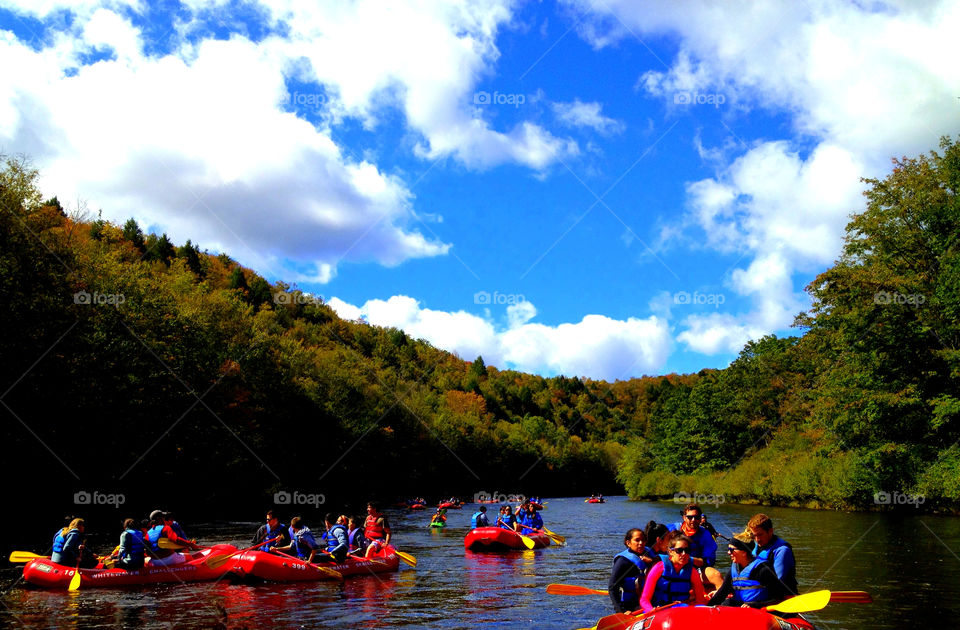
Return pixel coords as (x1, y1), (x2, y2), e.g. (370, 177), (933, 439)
(3, 497), (958, 628)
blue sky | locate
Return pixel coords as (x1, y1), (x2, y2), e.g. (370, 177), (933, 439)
(1, 0), (957, 380)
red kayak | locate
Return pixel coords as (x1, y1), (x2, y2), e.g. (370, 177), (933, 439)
(437, 502), (462, 509)
(22, 544), (238, 589)
(464, 527), (551, 551)
(594, 605), (815, 630)
(229, 545), (400, 582)
(586, 498), (605, 503)
(409, 503), (427, 510)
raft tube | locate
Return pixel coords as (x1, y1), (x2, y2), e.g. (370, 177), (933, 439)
(22, 544), (239, 590)
(229, 544), (400, 582)
(464, 526), (551, 551)
(598, 605), (815, 630)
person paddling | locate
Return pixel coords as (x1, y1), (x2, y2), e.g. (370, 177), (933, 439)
(748, 513), (798, 595)
(50, 518), (97, 569)
(707, 534), (789, 608)
(518, 501), (544, 531)
(145, 510), (188, 566)
(639, 534), (707, 612)
(347, 515), (368, 556)
(496, 505), (516, 531)
(471, 505), (490, 529)
(253, 510), (289, 553)
(363, 502), (392, 558)
(608, 528), (658, 612)
(430, 508), (448, 527)
(276, 516), (320, 563)
(111, 518), (146, 571)
(671, 503), (722, 590)
(319, 513), (349, 563)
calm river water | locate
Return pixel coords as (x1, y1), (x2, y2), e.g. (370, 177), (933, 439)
(3, 497), (958, 628)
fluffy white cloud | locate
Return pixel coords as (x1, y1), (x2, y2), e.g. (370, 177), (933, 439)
(552, 99), (624, 135)
(0, 10), (450, 282)
(327, 295), (672, 380)
(567, 0), (959, 355)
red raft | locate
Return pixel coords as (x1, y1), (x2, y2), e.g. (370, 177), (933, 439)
(229, 545), (400, 582)
(464, 526), (551, 551)
(597, 605), (815, 630)
(22, 544), (239, 590)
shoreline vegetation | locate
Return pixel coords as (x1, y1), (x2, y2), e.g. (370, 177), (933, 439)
(1, 136), (957, 519)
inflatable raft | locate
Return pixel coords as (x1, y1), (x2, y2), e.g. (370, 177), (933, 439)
(22, 544), (239, 589)
(585, 498), (605, 503)
(229, 545), (400, 582)
(464, 526), (551, 551)
(596, 605), (815, 630)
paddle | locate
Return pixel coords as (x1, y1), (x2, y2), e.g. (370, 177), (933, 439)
(67, 545), (84, 591)
(205, 536), (281, 569)
(829, 591), (872, 603)
(518, 523), (560, 546)
(9, 551), (46, 563)
(271, 549), (343, 580)
(394, 549), (418, 567)
(765, 589), (831, 614)
(546, 583), (606, 596)
(157, 538), (202, 550)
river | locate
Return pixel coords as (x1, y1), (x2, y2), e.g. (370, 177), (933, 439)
(3, 497), (958, 628)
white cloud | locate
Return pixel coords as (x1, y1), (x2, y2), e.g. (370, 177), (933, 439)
(552, 99), (624, 134)
(0, 12), (450, 282)
(327, 295), (672, 380)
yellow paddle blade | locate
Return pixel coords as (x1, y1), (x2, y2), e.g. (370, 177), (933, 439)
(543, 527), (566, 544)
(767, 590), (831, 614)
(204, 552), (237, 569)
(68, 568), (82, 591)
(157, 538), (187, 550)
(9, 551), (45, 563)
(545, 583), (607, 596)
(519, 534), (536, 549)
(395, 550), (417, 567)
(317, 565), (343, 581)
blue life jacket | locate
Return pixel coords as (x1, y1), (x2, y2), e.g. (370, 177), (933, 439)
(754, 536), (798, 594)
(52, 529), (67, 554)
(614, 549), (647, 603)
(652, 559), (693, 606)
(291, 528), (317, 559)
(325, 524), (348, 553)
(169, 521), (188, 540)
(498, 514), (516, 530)
(731, 557), (769, 604)
(471, 511), (489, 528)
(147, 524), (164, 551)
(120, 528), (145, 561)
(262, 522), (286, 552)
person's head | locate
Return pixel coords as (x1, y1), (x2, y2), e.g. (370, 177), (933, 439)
(367, 502), (379, 515)
(479, 505), (486, 513)
(139, 519), (150, 532)
(69, 517), (85, 532)
(162, 512), (174, 523)
(727, 534), (754, 567)
(324, 512), (337, 527)
(122, 518), (136, 531)
(682, 503), (702, 528)
(667, 534), (692, 566)
(348, 516), (360, 530)
(265, 509), (278, 523)
(149, 510), (164, 524)
(623, 528), (646, 554)
(747, 513), (774, 547)
(290, 516), (303, 531)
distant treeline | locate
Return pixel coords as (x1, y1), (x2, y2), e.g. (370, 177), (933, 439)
(1, 136), (957, 540)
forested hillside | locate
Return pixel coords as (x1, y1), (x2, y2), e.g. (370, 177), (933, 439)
(1, 136), (957, 526)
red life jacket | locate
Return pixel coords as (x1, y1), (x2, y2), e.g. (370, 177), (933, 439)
(365, 514), (386, 540)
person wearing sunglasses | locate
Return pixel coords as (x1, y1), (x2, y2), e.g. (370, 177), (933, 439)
(671, 503), (723, 590)
(608, 528), (658, 612)
(638, 534), (707, 613)
(706, 535), (790, 607)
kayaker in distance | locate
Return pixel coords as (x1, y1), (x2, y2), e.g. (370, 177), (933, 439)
(347, 515), (368, 555)
(608, 528), (658, 612)
(108, 518), (146, 571)
(748, 513), (798, 595)
(320, 513), (349, 563)
(470, 505), (490, 528)
(275, 516), (321, 563)
(639, 533), (708, 612)
(430, 508), (447, 527)
(671, 503), (723, 591)
(50, 517), (97, 568)
(252, 510), (289, 552)
(707, 534), (791, 607)
(364, 502), (391, 558)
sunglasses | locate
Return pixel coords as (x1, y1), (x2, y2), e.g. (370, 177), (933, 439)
(683, 514), (699, 520)
(727, 547), (739, 553)
(670, 547), (691, 554)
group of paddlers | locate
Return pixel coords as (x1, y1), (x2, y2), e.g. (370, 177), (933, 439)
(467, 500), (545, 533)
(609, 503), (797, 613)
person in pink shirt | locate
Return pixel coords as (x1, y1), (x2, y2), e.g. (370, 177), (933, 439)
(639, 533), (708, 613)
